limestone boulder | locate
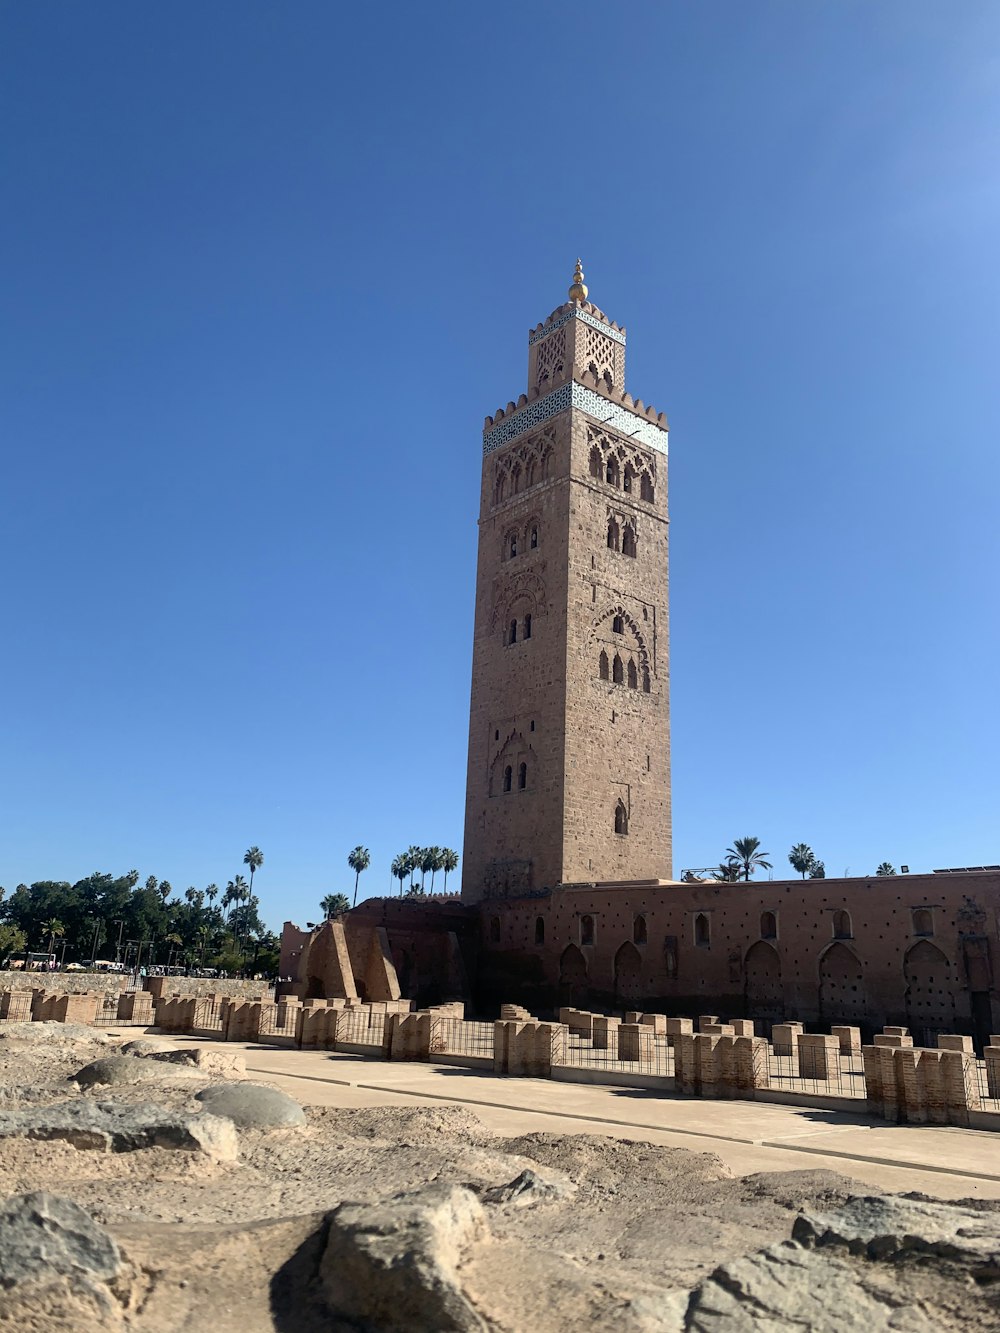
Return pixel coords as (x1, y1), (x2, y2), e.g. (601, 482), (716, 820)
(321, 1183), (488, 1331)
(0, 1191), (121, 1286)
(0, 1100), (239, 1160)
(793, 1194), (1000, 1271)
(72, 1055), (192, 1088)
(148, 1046), (245, 1078)
(194, 1082), (304, 1128)
(119, 1037), (177, 1057)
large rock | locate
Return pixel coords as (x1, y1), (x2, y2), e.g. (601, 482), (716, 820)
(148, 1046), (245, 1078)
(72, 1055), (191, 1088)
(0, 1100), (239, 1160)
(482, 1167), (576, 1208)
(194, 1082), (304, 1128)
(119, 1037), (177, 1057)
(0, 1191), (121, 1286)
(686, 1240), (936, 1331)
(321, 1183), (488, 1331)
(793, 1194), (1000, 1271)
(0, 1022), (112, 1045)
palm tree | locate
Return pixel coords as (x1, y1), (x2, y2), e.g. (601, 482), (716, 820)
(425, 847), (444, 894)
(243, 847), (263, 897)
(348, 846), (370, 907)
(876, 862), (896, 876)
(158, 880), (172, 903)
(419, 847), (437, 892)
(441, 849), (459, 893)
(205, 884), (219, 908)
(406, 846), (422, 891)
(725, 837), (772, 882)
(391, 854), (409, 897)
(713, 860), (742, 883)
(788, 844), (816, 879)
(41, 918), (65, 957)
(320, 893), (351, 920)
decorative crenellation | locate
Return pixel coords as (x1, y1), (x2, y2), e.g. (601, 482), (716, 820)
(484, 382), (667, 456)
(528, 306), (627, 348)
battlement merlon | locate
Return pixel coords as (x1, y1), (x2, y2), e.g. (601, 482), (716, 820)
(483, 379), (668, 457)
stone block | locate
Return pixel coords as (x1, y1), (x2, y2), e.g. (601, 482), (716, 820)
(116, 992), (154, 1024)
(937, 1034), (974, 1053)
(771, 1023), (803, 1057)
(874, 1033), (913, 1048)
(52, 993), (100, 1026)
(883, 1026), (909, 1037)
(701, 1022), (735, 1036)
(640, 1013), (666, 1035)
(617, 1023), (654, 1063)
(592, 1015), (621, 1050)
(697, 1015), (719, 1032)
(831, 1025), (861, 1054)
(797, 1033), (840, 1080)
(664, 1017), (693, 1048)
(730, 1019), (755, 1037)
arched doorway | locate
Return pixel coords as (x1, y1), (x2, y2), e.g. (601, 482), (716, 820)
(818, 942), (867, 1025)
(558, 944), (588, 1006)
(904, 940), (956, 1043)
(744, 941), (782, 1022)
(614, 941), (643, 1003)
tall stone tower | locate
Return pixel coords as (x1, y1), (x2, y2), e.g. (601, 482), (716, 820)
(461, 263), (672, 901)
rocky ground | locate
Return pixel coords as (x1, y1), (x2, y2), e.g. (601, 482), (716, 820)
(0, 1023), (999, 1330)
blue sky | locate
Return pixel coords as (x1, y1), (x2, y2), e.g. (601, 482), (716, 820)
(2, 2), (998, 929)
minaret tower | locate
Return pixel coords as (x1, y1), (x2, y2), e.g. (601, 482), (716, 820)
(461, 263), (671, 901)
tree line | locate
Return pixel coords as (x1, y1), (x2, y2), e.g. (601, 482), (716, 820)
(314, 845), (461, 922)
(0, 846), (277, 974)
(684, 837), (903, 883)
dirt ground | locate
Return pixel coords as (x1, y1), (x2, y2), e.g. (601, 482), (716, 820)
(1, 1024), (999, 1332)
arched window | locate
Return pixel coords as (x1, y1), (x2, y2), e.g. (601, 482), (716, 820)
(511, 464), (521, 494)
(695, 913), (710, 948)
(612, 614), (624, 634)
(509, 533), (518, 558)
(508, 619), (517, 645)
(623, 464), (635, 493)
(541, 448), (552, 480)
(490, 916), (501, 943)
(833, 910), (852, 939)
(603, 368), (614, 390)
(523, 613), (532, 639)
(580, 914), (594, 946)
(622, 524), (637, 558)
(614, 799), (629, 835)
(530, 526), (538, 549)
(525, 459), (536, 487)
(607, 517), (620, 551)
(518, 762), (527, 790)
(760, 911), (777, 940)
(534, 916), (545, 945)
(502, 766), (512, 793)
(642, 667), (651, 693)
(640, 473), (654, 503)
(589, 447), (602, 479)
(495, 472), (507, 504)
(627, 658), (638, 689)
(633, 914), (647, 945)
(913, 908), (934, 937)
(606, 457), (620, 487)
(612, 654), (624, 684)
(599, 650), (609, 681)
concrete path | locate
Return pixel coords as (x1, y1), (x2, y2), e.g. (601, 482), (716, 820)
(203, 1041), (1000, 1201)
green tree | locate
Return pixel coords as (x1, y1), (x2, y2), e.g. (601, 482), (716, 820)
(441, 849), (459, 893)
(348, 846), (371, 907)
(406, 846), (422, 890)
(320, 893), (351, 919)
(809, 861), (826, 879)
(725, 837), (772, 882)
(391, 854), (409, 897)
(788, 844), (816, 879)
(40, 917), (65, 956)
(0, 924), (26, 967)
(243, 846), (263, 897)
(205, 884), (219, 907)
(713, 860), (742, 883)
(425, 846), (444, 894)
(876, 862), (896, 876)
(419, 847), (437, 892)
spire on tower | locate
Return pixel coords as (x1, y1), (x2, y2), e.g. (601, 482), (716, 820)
(568, 258), (588, 303)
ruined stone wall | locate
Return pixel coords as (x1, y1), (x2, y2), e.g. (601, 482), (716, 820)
(0, 972), (130, 994)
(478, 870), (1000, 1041)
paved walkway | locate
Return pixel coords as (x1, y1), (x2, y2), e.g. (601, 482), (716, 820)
(198, 1041), (1000, 1200)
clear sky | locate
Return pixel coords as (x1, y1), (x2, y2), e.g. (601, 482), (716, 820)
(2, 2), (998, 930)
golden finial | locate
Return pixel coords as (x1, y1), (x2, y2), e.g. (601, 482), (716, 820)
(568, 257), (588, 303)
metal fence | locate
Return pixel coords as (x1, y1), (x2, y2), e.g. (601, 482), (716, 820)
(554, 1031), (675, 1081)
(337, 1007), (387, 1050)
(766, 1051), (866, 1099)
(435, 1018), (494, 1061)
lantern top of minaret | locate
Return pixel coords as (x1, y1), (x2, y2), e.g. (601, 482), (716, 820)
(568, 257), (589, 303)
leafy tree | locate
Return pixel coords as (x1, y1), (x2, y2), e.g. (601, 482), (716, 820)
(41, 918), (65, 955)
(406, 846), (422, 890)
(0, 924), (25, 966)
(876, 862), (896, 876)
(788, 844), (816, 879)
(441, 849), (459, 893)
(158, 880), (172, 903)
(348, 846), (371, 907)
(405, 883), (426, 898)
(425, 847), (444, 893)
(809, 861), (826, 879)
(243, 846), (263, 896)
(713, 860), (742, 883)
(391, 854), (409, 897)
(205, 884), (219, 907)
(320, 893), (351, 919)
(725, 837), (772, 882)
